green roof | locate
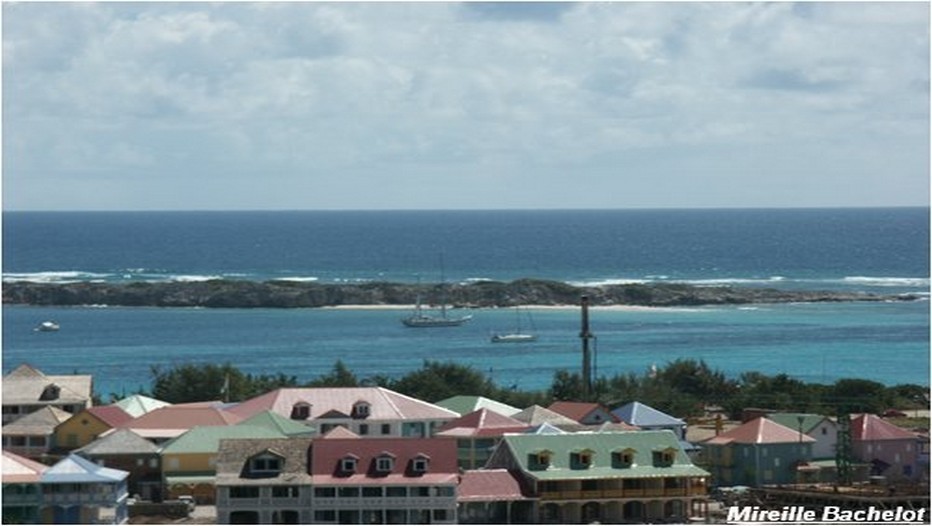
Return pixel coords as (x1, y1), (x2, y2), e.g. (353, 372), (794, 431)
(499, 431), (709, 481)
(239, 410), (316, 436)
(435, 395), (520, 417)
(161, 425), (288, 455)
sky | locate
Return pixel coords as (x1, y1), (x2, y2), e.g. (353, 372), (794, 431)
(2, 2), (929, 211)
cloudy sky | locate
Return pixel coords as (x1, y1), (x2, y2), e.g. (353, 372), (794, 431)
(3, 2), (929, 211)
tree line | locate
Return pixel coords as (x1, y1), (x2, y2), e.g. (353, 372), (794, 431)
(137, 359), (927, 420)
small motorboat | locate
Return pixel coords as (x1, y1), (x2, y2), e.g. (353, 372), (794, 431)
(35, 321), (60, 332)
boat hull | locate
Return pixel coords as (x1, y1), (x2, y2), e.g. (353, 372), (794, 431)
(491, 333), (537, 343)
(402, 315), (472, 328)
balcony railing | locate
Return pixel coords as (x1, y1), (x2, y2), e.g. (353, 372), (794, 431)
(539, 487), (706, 501)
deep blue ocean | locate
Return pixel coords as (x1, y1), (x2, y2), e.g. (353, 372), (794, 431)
(3, 208), (929, 398)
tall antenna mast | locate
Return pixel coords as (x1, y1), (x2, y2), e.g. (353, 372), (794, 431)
(580, 295), (593, 399)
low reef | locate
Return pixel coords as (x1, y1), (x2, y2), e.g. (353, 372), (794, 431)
(1, 278), (919, 309)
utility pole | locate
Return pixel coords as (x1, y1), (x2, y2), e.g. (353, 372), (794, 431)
(580, 295), (593, 400)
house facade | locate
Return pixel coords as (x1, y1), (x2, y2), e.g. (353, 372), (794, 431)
(75, 428), (163, 501)
(54, 406), (133, 453)
(485, 431), (710, 523)
(435, 409), (529, 469)
(39, 453), (130, 524)
(2, 406), (72, 460)
(851, 413), (921, 481)
(701, 417), (815, 487)
(227, 387), (458, 438)
(2, 450), (48, 524)
(215, 431), (460, 524)
(766, 413), (838, 461)
(2, 365), (92, 425)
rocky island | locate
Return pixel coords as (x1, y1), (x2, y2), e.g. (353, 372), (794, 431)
(1, 278), (919, 309)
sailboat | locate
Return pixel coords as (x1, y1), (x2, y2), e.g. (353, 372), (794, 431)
(490, 306), (537, 343)
(402, 274), (472, 328)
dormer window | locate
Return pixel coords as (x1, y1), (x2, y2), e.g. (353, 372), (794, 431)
(352, 401), (371, 419)
(249, 453), (284, 478)
(412, 454), (430, 473)
(291, 402), (311, 420)
(572, 449), (594, 469)
(376, 453), (395, 472)
(40, 384), (60, 401)
(530, 449), (553, 470)
(341, 455), (359, 473)
(612, 448), (636, 468)
(652, 447), (676, 467)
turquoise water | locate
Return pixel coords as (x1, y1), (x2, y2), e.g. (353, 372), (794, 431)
(3, 299), (927, 398)
(3, 208), (928, 398)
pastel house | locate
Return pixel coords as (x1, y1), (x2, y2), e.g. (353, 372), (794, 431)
(75, 428), (164, 501)
(2, 450), (48, 524)
(435, 408), (530, 469)
(54, 406), (134, 452)
(2, 406), (72, 459)
(485, 431), (710, 523)
(40, 453), (130, 524)
(227, 387), (458, 437)
(765, 413), (838, 460)
(701, 417), (815, 486)
(851, 413), (921, 481)
(3, 364), (92, 425)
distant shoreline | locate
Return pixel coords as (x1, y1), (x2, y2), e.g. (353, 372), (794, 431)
(1, 278), (921, 309)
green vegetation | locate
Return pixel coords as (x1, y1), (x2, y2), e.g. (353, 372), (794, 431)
(140, 359), (928, 420)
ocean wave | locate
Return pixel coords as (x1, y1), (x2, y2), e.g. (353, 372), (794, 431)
(275, 276), (320, 282)
(2, 271), (112, 283)
(567, 278), (650, 287)
(842, 276), (931, 288)
(171, 274), (226, 282)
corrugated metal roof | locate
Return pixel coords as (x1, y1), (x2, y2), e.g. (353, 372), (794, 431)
(498, 430), (709, 481)
(3, 364), (92, 405)
(704, 417), (817, 445)
(512, 405), (578, 427)
(161, 425), (291, 455)
(2, 450), (48, 483)
(458, 469), (531, 501)
(612, 401), (686, 427)
(111, 394), (171, 418)
(435, 396), (521, 417)
(851, 413), (917, 441)
(2, 406), (73, 434)
(76, 428), (161, 456)
(41, 454), (128, 483)
(436, 409), (529, 437)
(227, 387), (458, 421)
(766, 413), (830, 434)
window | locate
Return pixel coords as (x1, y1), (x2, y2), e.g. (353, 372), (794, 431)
(314, 510), (336, 522)
(353, 401), (371, 419)
(230, 486), (260, 499)
(652, 450), (674, 467)
(573, 450), (593, 469)
(822, 427), (828, 435)
(315, 487), (336, 498)
(40, 384), (60, 401)
(412, 456), (429, 473)
(774, 457), (781, 467)
(291, 403), (311, 420)
(359, 424), (369, 436)
(362, 487), (382, 497)
(341, 457), (358, 473)
(250, 454), (282, 476)
(338, 487), (359, 498)
(272, 486), (300, 498)
(381, 424), (392, 435)
(433, 510), (449, 521)
(376, 456), (394, 472)
(386, 486), (407, 497)
(613, 449), (635, 468)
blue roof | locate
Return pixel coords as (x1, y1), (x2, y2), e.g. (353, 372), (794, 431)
(41, 453), (128, 484)
(612, 402), (685, 427)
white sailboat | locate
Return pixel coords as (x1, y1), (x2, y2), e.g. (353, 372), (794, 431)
(402, 272), (472, 328)
(491, 306), (537, 343)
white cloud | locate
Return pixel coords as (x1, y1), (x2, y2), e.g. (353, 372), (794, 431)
(3, 2), (928, 210)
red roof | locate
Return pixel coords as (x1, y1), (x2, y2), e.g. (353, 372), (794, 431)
(2, 450), (48, 483)
(436, 409), (529, 437)
(705, 417), (817, 445)
(228, 387), (457, 421)
(851, 414), (917, 441)
(547, 401), (620, 423)
(89, 406), (134, 427)
(310, 436), (458, 485)
(458, 469), (531, 502)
